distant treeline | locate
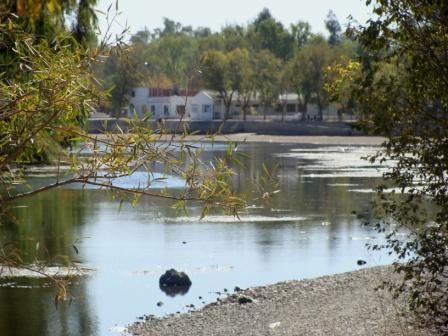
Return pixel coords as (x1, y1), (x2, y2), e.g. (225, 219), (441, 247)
(95, 8), (360, 118)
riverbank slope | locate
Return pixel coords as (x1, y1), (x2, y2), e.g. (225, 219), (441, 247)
(129, 266), (434, 336)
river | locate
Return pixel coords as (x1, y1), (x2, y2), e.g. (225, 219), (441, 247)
(0, 140), (392, 336)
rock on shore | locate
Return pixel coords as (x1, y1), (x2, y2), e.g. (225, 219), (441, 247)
(128, 266), (436, 336)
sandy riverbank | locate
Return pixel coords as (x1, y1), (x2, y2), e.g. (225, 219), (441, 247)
(128, 266), (434, 336)
(91, 133), (385, 146)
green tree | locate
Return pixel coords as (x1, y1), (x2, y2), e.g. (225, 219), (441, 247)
(229, 48), (255, 121)
(150, 34), (196, 85)
(72, 0), (98, 47)
(254, 50), (281, 120)
(249, 8), (294, 60)
(1, 0), (97, 45)
(200, 50), (234, 119)
(325, 10), (342, 46)
(347, 0), (448, 330)
(290, 21), (312, 50)
(102, 45), (145, 115)
(288, 36), (336, 119)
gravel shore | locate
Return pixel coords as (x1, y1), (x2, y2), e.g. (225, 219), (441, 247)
(128, 266), (435, 336)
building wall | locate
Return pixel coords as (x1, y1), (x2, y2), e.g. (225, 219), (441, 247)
(128, 88), (340, 121)
(128, 87), (150, 118)
(190, 91), (214, 121)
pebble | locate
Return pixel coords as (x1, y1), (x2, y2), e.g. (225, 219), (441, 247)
(129, 266), (436, 336)
(238, 296), (253, 304)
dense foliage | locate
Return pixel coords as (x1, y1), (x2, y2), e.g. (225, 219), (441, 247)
(345, 0), (448, 331)
(95, 9), (358, 117)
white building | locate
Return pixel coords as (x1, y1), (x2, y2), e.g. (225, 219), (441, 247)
(128, 87), (341, 121)
(128, 88), (214, 121)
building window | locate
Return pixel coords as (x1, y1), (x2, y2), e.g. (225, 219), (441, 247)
(203, 105), (212, 113)
(163, 105), (169, 116)
(176, 105), (186, 115)
(287, 104), (296, 113)
(192, 104), (199, 113)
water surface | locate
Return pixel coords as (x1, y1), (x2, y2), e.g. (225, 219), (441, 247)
(0, 141), (391, 336)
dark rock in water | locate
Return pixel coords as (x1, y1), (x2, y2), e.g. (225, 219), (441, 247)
(234, 286), (241, 292)
(160, 285), (191, 297)
(357, 260), (367, 266)
(159, 269), (192, 297)
(159, 269), (192, 287)
(156, 301), (163, 307)
(198, 296), (202, 300)
(182, 241), (187, 244)
(238, 296), (253, 304)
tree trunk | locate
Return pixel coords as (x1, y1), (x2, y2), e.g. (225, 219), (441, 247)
(317, 95), (323, 120)
(224, 101), (231, 120)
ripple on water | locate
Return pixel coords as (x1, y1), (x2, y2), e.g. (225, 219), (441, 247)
(162, 215), (307, 223)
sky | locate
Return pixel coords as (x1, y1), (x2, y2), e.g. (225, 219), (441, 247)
(95, 0), (373, 40)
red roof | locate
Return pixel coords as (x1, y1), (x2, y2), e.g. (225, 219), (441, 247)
(148, 88), (197, 97)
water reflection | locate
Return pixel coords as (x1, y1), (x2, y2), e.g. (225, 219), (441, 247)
(0, 142), (390, 336)
(159, 284), (191, 297)
(2, 190), (91, 263)
(0, 278), (97, 336)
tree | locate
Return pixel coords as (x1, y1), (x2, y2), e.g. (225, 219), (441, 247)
(200, 50), (233, 119)
(347, 0), (448, 331)
(249, 8), (294, 60)
(100, 44), (145, 115)
(290, 21), (312, 50)
(130, 28), (151, 45)
(1, 0), (98, 45)
(278, 65), (293, 121)
(254, 50), (281, 120)
(71, 0), (98, 47)
(229, 48), (256, 121)
(288, 37), (334, 119)
(325, 10), (342, 46)
(148, 33), (196, 85)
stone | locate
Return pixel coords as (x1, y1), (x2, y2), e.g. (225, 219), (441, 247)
(159, 269), (192, 297)
(238, 296), (253, 304)
(357, 260), (367, 266)
(159, 269), (192, 287)
(269, 322), (281, 329)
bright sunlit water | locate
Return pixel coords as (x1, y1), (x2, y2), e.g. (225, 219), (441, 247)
(0, 141), (392, 336)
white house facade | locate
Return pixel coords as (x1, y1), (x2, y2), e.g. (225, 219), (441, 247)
(128, 88), (214, 121)
(128, 87), (342, 121)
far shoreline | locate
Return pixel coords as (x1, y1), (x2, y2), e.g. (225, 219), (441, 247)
(90, 133), (386, 146)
